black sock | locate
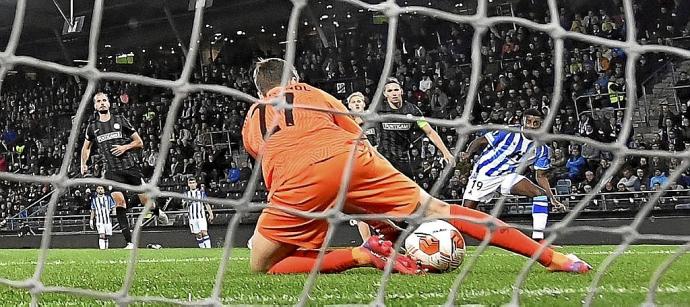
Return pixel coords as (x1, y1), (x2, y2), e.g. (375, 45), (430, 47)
(116, 207), (132, 243)
(152, 206), (160, 217)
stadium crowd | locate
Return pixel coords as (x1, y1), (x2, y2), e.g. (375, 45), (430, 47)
(1, 0), (689, 225)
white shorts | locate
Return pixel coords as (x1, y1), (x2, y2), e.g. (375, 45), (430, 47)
(463, 173), (526, 203)
(189, 218), (208, 234)
(96, 223), (112, 236)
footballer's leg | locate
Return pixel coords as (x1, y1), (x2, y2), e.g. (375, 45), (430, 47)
(420, 190), (591, 273)
(251, 229), (414, 274)
(508, 176), (550, 241)
(195, 232), (205, 248)
(98, 233), (106, 250)
(462, 199), (479, 209)
(200, 230), (211, 248)
(356, 221), (371, 242)
(111, 191), (133, 248)
(249, 230), (298, 273)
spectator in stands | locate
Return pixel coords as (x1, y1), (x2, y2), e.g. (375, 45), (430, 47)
(549, 146), (568, 184)
(578, 171), (597, 192)
(562, 115), (578, 135)
(441, 176), (463, 199)
(238, 161), (252, 182)
(636, 156), (650, 175)
(649, 156), (668, 174)
(649, 169), (669, 187)
(602, 181), (616, 194)
(676, 72), (690, 103)
(226, 161), (240, 183)
(430, 87), (449, 118)
(680, 117), (690, 142)
(168, 157), (182, 179)
(580, 142), (601, 169)
(628, 133), (647, 150)
(419, 75), (432, 93)
(607, 77), (626, 108)
(636, 169), (650, 188)
(565, 145), (587, 181)
(618, 169), (641, 192)
(658, 105), (679, 130)
(665, 130), (685, 151)
(676, 170), (690, 188)
(595, 158), (611, 179)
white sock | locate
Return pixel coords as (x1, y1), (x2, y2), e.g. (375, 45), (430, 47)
(532, 213), (547, 240)
(99, 238), (106, 250)
(197, 237), (205, 248)
(532, 196), (549, 240)
(203, 235), (211, 248)
(105, 239), (109, 249)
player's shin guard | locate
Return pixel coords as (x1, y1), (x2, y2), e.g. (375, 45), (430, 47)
(202, 235), (211, 248)
(448, 205), (554, 267)
(532, 196), (549, 240)
(116, 207), (132, 243)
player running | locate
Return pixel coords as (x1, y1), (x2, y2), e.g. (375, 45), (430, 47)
(460, 109), (566, 242)
(346, 91), (378, 147)
(90, 185), (115, 250)
(184, 177), (214, 248)
(242, 58), (591, 275)
(81, 92), (168, 249)
(376, 78), (455, 178)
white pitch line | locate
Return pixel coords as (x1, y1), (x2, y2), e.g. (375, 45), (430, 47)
(0, 257), (247, 267)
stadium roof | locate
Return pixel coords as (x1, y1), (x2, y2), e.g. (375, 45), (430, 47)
(0, 0), (511, 63)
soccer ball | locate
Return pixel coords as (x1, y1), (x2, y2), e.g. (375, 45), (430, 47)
(404, 220), (465, 272)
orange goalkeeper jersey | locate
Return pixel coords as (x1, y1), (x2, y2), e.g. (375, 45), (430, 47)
(241, 83), (363, 188)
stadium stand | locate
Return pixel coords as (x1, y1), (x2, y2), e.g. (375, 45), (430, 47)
(1, 0), (690, 231)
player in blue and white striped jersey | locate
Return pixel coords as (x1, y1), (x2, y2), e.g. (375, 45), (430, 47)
(461, 109), (565, 242)
(90, 186), (116, 250)
(184, 177), (214, 248)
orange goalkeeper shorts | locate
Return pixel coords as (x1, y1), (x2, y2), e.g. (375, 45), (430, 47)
(257, 143), (420, 249)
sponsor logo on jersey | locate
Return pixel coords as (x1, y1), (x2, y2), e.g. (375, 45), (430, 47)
(114, 123), (121, 130)
(382, 123), (412, 130)
(97, 131), (123, 142)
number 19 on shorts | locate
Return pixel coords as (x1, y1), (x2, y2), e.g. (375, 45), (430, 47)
(470, 180), (483, 191)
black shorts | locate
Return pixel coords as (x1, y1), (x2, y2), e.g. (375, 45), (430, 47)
(104, 168), (145, 195)
(389, 159), (415, 179)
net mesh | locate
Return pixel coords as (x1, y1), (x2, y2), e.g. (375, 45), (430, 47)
(0, 0), (690, 305)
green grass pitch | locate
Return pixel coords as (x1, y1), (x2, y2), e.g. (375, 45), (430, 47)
(1, 245), (689, 306)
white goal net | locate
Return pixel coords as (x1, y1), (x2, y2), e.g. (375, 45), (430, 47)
(1, 0), (690, 305)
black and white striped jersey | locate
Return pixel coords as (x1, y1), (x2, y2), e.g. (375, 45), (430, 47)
(91, 195), (115, 225)
(185, 189), (208, 220)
